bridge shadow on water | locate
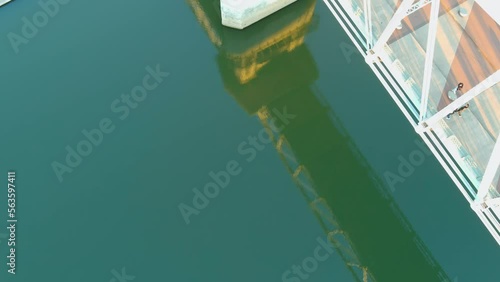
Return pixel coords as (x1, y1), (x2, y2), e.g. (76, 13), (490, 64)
(187, 0), (452, 281)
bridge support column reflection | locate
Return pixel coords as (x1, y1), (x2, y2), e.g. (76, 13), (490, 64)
(187, 0), (451, 281)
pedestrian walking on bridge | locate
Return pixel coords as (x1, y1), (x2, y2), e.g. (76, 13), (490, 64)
(446, 103), (470, 119)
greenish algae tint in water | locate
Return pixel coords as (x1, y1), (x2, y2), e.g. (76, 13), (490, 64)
(0, 0), (498, 282)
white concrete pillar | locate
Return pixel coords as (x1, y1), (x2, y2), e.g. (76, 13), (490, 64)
(221, 0), (298, 29)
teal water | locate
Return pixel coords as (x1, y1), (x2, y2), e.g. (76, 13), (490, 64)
(0, 1), (498, 281)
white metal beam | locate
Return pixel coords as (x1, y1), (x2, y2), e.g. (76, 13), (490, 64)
(474, 134), (500, 204)
(363, 0), (368, 46)
(418, 70), (500, 131)
(419, 0), (441, 121)
(486, 197), (500, 208)
(367, 0), (372, 47)
(370, 0), (415, 55)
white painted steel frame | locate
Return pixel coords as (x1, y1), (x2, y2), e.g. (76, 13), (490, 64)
(419, 0), (440, 121)
(322, 0), (500, 245)
(486, 197), (500, 207)
(367, 0), (372, 48)
(364, 0), (369, 47)
(475, 134), (500, 204)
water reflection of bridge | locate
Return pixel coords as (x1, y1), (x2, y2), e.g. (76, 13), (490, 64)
(187, 0), (451, 281)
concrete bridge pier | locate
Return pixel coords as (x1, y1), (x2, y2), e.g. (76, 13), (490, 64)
(221, 0), (298, 29)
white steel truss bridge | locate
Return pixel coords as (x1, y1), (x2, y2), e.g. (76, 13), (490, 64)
(323, 0), (500, 244)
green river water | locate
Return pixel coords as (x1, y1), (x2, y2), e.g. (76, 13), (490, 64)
(0, 0), (498, 281)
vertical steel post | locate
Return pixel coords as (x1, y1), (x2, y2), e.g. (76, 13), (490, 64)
(474, 135), (500, 204)
(419, 0), (441, 121)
